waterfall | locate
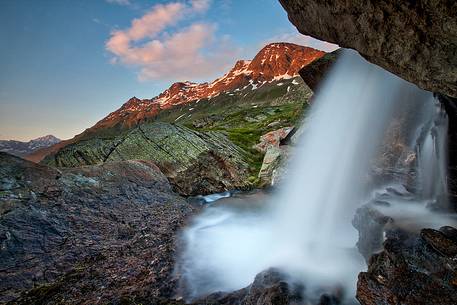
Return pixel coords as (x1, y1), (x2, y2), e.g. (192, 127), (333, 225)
(178, 50), (452, 300)
(416, 99), (448, 207)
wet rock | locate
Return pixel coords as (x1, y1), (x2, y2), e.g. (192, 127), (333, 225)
(258, 147), (283, 187)
(437, 94), (457, 208)
(371, 118), (418, 191)
(352, 203), (393, 261)
(191, 268), (347, 305)
(0, 152), (195, 304)
(255, 127), (294, 187)
(299, 50), (342, 92)
(192, 268), (304, 305)
(357, 227), (457, 305)
(421, 228), (457, 257)
(439, 225), (457, 242)
(279, 0), (457, 97)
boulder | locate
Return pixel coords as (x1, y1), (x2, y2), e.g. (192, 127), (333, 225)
(357, 227), (457, 305)
(279, 0), (457, 97)
(192, 268), (299, 305)
(255, 127), (294, 187)
(0, 152), (194, 304)
(254, 127), (294, 153)
(258, 146), (283, 187)
(192, 268), (344, 305)
(43, 122), (251, 196)
(352, 202), (393, 262)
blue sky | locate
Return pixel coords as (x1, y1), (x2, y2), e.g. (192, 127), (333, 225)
(0, 0), (335, 141)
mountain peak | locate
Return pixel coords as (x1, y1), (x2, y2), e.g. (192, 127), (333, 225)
(32, 135), (61, 143)
(249, 42), (323, 80)
(0, 134), (61, 157)
(233, 59), (252, 70)
(262, 42), (297, 49)
(93, 42), (325, 130)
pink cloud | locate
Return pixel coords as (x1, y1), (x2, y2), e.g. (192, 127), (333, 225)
(138, 26), (238, 81)
(105, 0), (235, 82)
(127, 2), (184, 40)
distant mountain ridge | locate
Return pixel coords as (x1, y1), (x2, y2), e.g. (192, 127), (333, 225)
(0, 135), (60, 157)
(93, 43), (324, 130)
(26, 42), (325, 163)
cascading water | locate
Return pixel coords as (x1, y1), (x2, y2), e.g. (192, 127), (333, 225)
(416, 99), (448, 206)
(178, 50), (454, 301)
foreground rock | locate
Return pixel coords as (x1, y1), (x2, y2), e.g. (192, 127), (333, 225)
(279, 0), (457, 97)
(0, 152), (194, 304)
(357, 227), (457, 305)
(352, 202), (393, 262)
(192, 268), (342, 305)
(43, 122), (251, 196)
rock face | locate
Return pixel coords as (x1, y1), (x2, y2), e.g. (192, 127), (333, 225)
(0, 152), (194, 304)
(42, 122), (251, 196)
(258, 146), (284, 187)
(357, 227), (457, 305)
(0, 135), (60, 157)
(279, 0), (457, 97)
(255, 127), (294, 187)
(298, 50), (341, 92)
(352, 202), (393, 262)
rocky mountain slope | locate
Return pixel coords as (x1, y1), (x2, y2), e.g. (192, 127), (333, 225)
(0, 135), (60, 157)
(92, 43), (323, 130)
(39, 43), (321, 194)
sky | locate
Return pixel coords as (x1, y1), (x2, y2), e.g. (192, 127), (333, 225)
(0, 0), (337, 141)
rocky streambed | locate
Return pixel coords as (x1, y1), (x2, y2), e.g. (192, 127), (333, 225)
(184, 188), (457, 305)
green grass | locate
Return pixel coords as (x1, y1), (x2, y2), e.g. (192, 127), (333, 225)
(174, 79), (311, 179)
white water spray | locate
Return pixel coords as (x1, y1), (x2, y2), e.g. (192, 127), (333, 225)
(179, 50), (451, 300)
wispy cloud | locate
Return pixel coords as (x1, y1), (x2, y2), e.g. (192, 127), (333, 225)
(106, 0), (131, 6)
(106, 0), (237, 82)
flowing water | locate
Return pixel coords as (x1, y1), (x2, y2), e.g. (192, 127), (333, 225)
(178, 50), (454, 301)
